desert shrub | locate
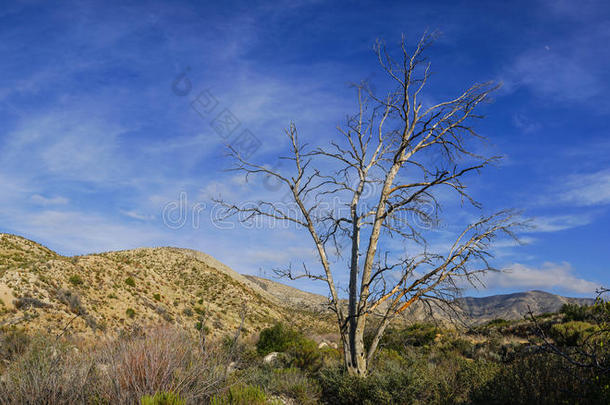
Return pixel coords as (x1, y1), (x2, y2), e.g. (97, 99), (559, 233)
(424, 352), (500, 405)
(125, 277), (136, 287)
(0, 328), (30, 363)
(194, 321), (211, 334)
(286, 338), (323, 372)
(560, 303), (590, 322)
(550, 320), (599, 346)
(56, 288), (86, 315)
(14, 296), (49, 310)
(471, 351), (610, 405)
(153, 293), (161, 301)
(0, 337), (94, 405)
(370, 348), (409, 371)
(240, 364), (321, 404)
(318, 345), (342, 368)
(367, 323), (439, 355)
(268, 368), (321, 404)
(447, 338), (475, 358)
(209, 384), (268, 405)
(94, 326), (226, 404)
(487, 318), (509, 327)
(256, 323), (303, 355)
(238, 346), (262, 368)
(126, 308), (136, 318)
(69, 274), (83, 286)
(316, 366), (418, 405)
(140, 391), (185, 405)
(316, 346), (500, 405)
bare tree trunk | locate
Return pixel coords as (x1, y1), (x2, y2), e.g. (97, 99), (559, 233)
(345, 319), (367, 376)
(348, 197), (363, 375)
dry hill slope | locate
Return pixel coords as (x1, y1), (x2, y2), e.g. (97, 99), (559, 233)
(0, 233), (332, 338)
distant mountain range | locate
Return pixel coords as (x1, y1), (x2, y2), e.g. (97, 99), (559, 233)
(245, 274), (594, 323)
(0, 233), (594, 338)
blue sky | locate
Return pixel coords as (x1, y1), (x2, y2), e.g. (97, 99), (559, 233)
(0, 0), (609, 298)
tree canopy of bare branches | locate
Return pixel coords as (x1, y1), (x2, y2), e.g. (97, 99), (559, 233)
(215, 33), (524, 376)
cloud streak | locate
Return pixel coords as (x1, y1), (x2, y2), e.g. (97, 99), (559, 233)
(484, 262), (600, 295)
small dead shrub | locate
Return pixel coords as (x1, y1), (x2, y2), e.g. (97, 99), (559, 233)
(94, 326), (226, 404)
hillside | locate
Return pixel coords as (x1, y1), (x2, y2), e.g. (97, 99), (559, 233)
(0, 233), (332, 338)
(0, 233), (595, 338)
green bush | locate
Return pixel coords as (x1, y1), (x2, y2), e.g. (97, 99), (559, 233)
(256, 323), (303, 355)
(244, 366), (321, 405)
(209, 384), (269, 405)
(153, 293), (161, 301)
(471, 352), (610, 405)
(125, 277), (136, 287)
(316, 345), (501, 405)
(287, 338), (323, 372)
(487, 318), (509, 327)
(426, 352), (500, 405)
(443, 338), (475, 358)
(141, 391), (186, 405)
(68, 274), (83, 286)
(550, 320), (599, 346)
(368, 323), (439, 354)
(560, 303), (590, 322)
(126, 308), (136, 318)
(270, 368), (321, 404)
(316, 366), (418, 405)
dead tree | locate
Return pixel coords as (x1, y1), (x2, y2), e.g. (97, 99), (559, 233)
(215, 33), (523, 376)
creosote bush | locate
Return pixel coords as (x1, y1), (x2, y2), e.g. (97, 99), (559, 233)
(209, 384), (270, 405)
(256, 323), (303, 355)
(68, 274), (83, 286)
(125, 277), (136, 287)
(140, 391), (186, 405)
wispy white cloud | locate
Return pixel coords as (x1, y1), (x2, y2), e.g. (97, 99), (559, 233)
(120, 209), (155, 221)
(1, 108), (128, 184)
(31, 194), (69, 206)
(505, 47), (602, 103)
(529, 214), (594, 232)
(484, 262), (600, 295)
(555, 169), (610, 207)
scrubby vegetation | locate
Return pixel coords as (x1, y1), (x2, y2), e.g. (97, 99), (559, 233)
(1, 299), (607, 404)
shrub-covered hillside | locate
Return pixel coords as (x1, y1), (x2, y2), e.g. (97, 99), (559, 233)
(1, 300), (608, 404)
